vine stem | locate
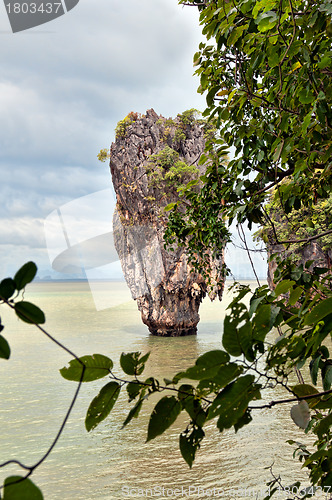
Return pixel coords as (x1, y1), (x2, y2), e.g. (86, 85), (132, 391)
(0, 297), (85, 492)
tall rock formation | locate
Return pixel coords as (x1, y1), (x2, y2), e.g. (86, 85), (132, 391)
(109, 109), (224, 336)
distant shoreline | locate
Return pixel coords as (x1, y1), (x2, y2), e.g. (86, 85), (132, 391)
(32, 277), (266, 284)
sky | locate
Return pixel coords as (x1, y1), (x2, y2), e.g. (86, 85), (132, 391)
(0, 0), (267, 281)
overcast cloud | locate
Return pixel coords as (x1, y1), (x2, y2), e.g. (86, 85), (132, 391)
(0, 0), (266, 280)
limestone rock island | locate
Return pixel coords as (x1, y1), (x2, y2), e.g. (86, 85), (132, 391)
(109, 109), (224, 336)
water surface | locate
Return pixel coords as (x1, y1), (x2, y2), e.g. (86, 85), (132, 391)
(0, 281), (319, 499)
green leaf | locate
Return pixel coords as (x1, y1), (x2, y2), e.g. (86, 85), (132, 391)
(322, 365), (332, 391)
(197, 362), (243, 393)
(60, 354), (113, 382)
(234, 409), (252, 432)
(14, 301), (45, 325)
(268, 50), (280, 68)
(120, 351), (150, 376)
(291, 384), (320, 408)
(223, 316), (253, 359)
(303, 297), (332, 325)
(256, 11), (277, 32)
(314, 395), (332, 410)
(164, 202), (177, 212)
(301, 111), (312, 137)
(126, 381), (142, 401)
(180, 394), (206, 427)
(85, 381), (121, 431)
(208, 375), (261, 431)
(3, 476), (43, 499)
(299, 90), (315, 104)
(122, 398), (144, 428)
(248, 296), (265, 317)
(0, 278), (16, 301)
(0, 335), (10, 360)
(147, 396), (182, 442)
(179, 427), (205, 468)
(289, 287), (303, 306)
(273, 141), (284, 162)
(310, 356), (321, 385)
(252, 0), (277, 19)
(193, 51), (201, 67)
(274, 280), (295, 296)
(302, 449), (328, 468)
(253, 304), (280, 341)
(176, 350), (230, 381)
(14, 262), (37, 291)
(314, 412), (332, 439)
(228, 286), (251, 308)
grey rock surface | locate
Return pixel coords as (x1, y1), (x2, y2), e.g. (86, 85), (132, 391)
(110, 109), (224, 336)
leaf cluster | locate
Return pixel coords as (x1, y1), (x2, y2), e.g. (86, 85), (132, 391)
(0, 262), (45, 361)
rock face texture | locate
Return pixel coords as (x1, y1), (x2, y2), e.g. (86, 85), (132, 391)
(110, 109), (224, 336)
(267, 242), (332, 289)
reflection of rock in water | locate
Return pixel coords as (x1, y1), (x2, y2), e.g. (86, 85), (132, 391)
(110, 109), (225, 336)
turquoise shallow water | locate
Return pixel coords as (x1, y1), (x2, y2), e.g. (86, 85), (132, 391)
(0, 281), (318, 499)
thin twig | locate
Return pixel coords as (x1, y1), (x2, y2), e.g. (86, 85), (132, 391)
(249, 388), (332, 410)
(237, 224), (261, 286)
(0, 298), (85, 492)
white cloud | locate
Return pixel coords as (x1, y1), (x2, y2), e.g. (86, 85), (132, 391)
(0, 0), (206, 274)
(0, 217), (45, 247)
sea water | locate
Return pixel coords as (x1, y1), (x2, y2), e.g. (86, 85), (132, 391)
(0, 281), (315, 499)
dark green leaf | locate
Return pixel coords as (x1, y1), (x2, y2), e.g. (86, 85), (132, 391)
(227, 286), (250, 308)
(0, 335), (10, 360)
(181, 395), (206, 427)
(120, 351), (150, 376)
(253, 304), (273, 340)
(14, 262), (37, 291)
(310, 356), (321, 385)
(314, 395), (332, 410)
(289, 287), (303, 306)
(248, 296), (265, 317)
(176, 350), (230, 381)
(291, 384), (320, 408)
(179, 427), (205, 468)
(274, 280), (295, 296)
(208, 375), (261, 431)
(304, 297), (332, 325)
(223, 316), (253, 359)
(314, 412), (332, 439)
(0, 279), (16, 301)
(322, 365), (332, 391)
(126, 381), (142, 401)
(303, 449), (328, 467)
(234, 409), (252, 432)
(85, 381), (121, 431)
(3, 476), (43, 499)
(197, 362), (243, 393)
(147, 396), (182, 442)
(122, 398), (144, 428)
(14, 301), (45, 325)
(60, 354), (113, 382)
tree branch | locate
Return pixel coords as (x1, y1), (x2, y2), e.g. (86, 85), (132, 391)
(249, 389), (332, 410)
